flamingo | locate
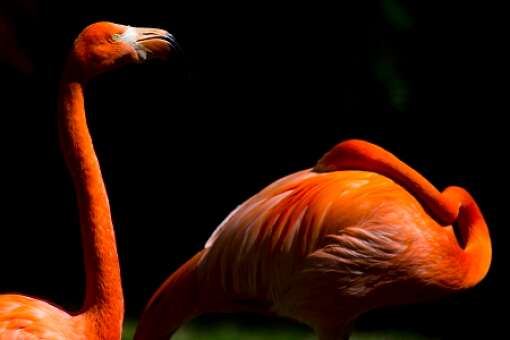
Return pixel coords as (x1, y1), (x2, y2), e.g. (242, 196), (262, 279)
(0, 21), (177, 339)
(134, 139), (491, 340)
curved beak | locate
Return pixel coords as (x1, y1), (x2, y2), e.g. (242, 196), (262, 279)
(133, 27), (181, 61)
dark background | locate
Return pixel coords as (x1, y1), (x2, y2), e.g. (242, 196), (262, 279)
(0, 1), (506, 338)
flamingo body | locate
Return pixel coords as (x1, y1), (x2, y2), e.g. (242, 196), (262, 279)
(135, 140), (491, 340)
(203, 170), (457, 299)
(200, 169), (470, 336)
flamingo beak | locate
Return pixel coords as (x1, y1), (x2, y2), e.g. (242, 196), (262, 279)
(132, 27), (181, 61)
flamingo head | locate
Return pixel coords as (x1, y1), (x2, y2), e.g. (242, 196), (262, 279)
(69, 21), (179, 79)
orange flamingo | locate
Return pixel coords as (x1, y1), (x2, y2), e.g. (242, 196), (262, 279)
(0, 22), (177, 339)
(135, 139), (491, 340)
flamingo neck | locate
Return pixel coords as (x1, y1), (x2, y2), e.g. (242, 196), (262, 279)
(58, 64), (123, 337)
(135, 252), (204, 340)
(315, 140), (491, 289)
(445, 187), (492, 288)
(314, 140), (460, 225)
(135, 250), (275, 339)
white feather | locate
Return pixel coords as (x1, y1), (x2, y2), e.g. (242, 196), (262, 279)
(120, 26), (137, 44)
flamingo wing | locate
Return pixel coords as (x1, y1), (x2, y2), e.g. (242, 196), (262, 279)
(198, 168), (425, 303)
(0, 294), (82, 340)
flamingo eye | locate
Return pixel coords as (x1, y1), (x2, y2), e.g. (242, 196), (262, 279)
(111, 33), (121, 42)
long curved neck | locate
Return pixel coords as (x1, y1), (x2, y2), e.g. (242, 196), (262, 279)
(135, 249), (274, 339)
(444, 186), (492, 288)
(314, 139), (492, 288)
(314, 139), (460, 225)
(58, 62), (123, 336)
(135, 251), (204, 340)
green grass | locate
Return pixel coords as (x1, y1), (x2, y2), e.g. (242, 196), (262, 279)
(122, 319), (437, 340)
(122, 320), (137, 340)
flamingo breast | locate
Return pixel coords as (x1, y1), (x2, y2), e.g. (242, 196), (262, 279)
(0, 295), (85, 340)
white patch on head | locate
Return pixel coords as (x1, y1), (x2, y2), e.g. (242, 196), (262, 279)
(117, 25), (149, 61)
(119, 26), (137, 44)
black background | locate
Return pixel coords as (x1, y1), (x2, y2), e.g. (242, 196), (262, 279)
(0, 1), (506, 338)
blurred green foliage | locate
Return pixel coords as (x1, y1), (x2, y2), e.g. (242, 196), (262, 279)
(375, 58), (408, 112)
(376, 0), (413, 112)
(382, 0), (414, 31)
(122, 319), (438, 340)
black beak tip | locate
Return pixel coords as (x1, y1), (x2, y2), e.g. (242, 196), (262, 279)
(166, 33), (183, 56)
